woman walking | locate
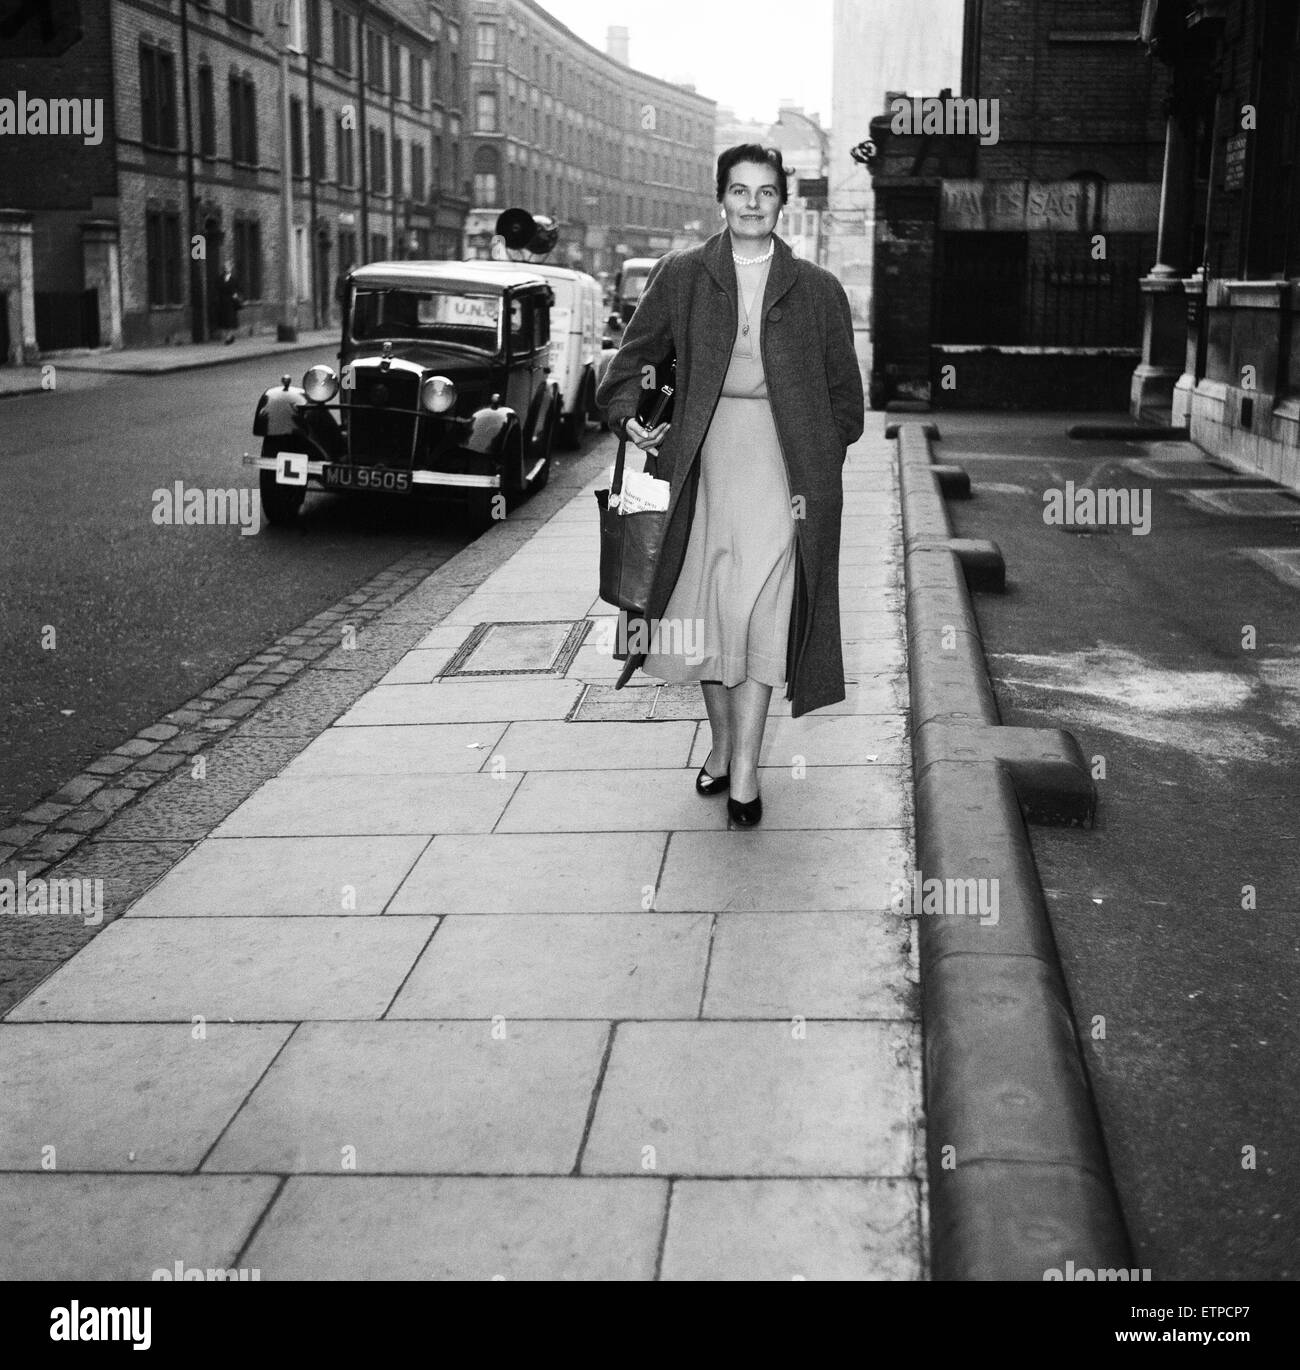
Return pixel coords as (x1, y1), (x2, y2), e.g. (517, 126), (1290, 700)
(596, 144), (864, 827)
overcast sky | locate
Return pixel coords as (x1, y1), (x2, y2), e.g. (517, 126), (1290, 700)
(536, 0), (835, 126)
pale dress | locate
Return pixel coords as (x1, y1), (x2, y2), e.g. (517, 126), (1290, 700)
(642, 255), (797, 687)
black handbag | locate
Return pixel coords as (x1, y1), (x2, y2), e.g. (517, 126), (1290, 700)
(635, 353), (676, 428)
(595, 436), (669, 620)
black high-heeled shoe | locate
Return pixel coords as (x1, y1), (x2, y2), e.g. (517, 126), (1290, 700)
(695, 765), (730, 797)
(727, 793), (762, 827)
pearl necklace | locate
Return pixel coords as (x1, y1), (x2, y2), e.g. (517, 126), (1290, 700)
(732, 241), (774, 266)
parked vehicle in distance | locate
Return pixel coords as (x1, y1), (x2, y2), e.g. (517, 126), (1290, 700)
(614, 256), (660, 323)
(469, 259), (603, 449)
(246, 260), (560, 532)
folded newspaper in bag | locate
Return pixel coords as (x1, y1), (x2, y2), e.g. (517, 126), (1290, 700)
(609, 466), (670, 514)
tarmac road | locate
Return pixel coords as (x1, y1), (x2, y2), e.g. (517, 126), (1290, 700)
(0, 352), (477, 829)
(940, 411), (1300, 1280)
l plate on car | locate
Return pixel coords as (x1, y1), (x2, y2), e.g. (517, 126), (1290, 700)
(276, 452), (310, 486)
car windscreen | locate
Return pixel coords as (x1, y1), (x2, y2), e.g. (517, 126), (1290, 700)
(350, 288), (501, 349)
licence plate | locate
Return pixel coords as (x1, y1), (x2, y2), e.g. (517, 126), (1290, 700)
(324, 465), (411, 493)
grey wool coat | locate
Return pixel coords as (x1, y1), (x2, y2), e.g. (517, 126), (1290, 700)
(595, 230), (865, 717)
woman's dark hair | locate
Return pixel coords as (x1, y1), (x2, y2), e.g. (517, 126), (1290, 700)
(715, 143), (789, 206)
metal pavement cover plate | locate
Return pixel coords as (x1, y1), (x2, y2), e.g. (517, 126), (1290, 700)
(440, 620), (590, 677)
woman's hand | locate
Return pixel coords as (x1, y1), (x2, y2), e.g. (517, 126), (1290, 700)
(626, 417), (670, 454)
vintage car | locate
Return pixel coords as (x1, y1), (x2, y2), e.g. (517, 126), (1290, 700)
(613, 256), (660, 324)
(247, 261), (560, 530)
(467, 259), (604, 449)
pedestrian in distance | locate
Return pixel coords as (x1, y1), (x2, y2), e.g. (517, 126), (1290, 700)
(216, 264), (242, 344)
(596, 143), (865, 828)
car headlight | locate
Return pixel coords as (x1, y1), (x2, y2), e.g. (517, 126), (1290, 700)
(302, 365), (339, 403)
(421, 375), (457, 414)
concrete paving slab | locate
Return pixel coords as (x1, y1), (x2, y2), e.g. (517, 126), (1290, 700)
(203, 1020), (609, 1174)
(278, 722), (509, 776)
(770, 678), (903, 716)
(214, 772), (519, 837)
(582, 1021), (921, 1176)
(565, 644), (625, 679)
(378, 648), (458, 684)
(386, 831), (667, 914)
(704, 912), (914, 1019)
(414, 624), (478, 651)
(335, 678), (584, 726)
(491, 720), (696, 771)
(843, 639), (907, 673)
(123, 836), (427, 917)
(730, 766), (907, 829)
(6, 916), (436, 1021)
(656, 830), (906, 913)
(497, 769), (729, 832)
(0, 1023), (291, 1170)
(389, 914), (711, 1019)
(242, 1176), (665, 1280)
(839, 611), (907, 642)
(661, 1177), (921, 1280)
(687, 715), (906, 769)
(442, 591), (597, 624)
(0, 1174), (280, 1281)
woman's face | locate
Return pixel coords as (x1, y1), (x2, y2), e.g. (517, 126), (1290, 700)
(721, 161), (782, 242)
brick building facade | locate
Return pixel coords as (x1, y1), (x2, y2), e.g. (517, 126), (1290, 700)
(0, 0), (470, 355)
(862, 0), (1167, 409)
(459, 0), (716, 280)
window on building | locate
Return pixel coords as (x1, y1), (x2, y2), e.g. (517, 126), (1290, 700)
(431, 40), (441, 100)
(232, 217), (263, 300)
(369, 232), (388, 262)
(332, 7), (352, 73)
(477, 22), (497, 62)
(366, 29), (385, 90)
(229, 73), (258, 166)
(432, 134), (442, 189)
(337, 119), (355, 186)
(411, 56), (425, 108)
(476, 91), (497, 133)
(370, 127), (387, 192)
(145, 209), (183, 306)
(197, 64), (216, 158)
(411, 142), (426, 201)
(311, 104), (326, 178)
(473, 145), (500, 206)
(139, 42), (178, 149)
(226, 0), (253, 25)
(307, 0), (324, 59)
(391, 41), (403, 101)
(289, 96), (305, 176)
(392, 136), (403, 197)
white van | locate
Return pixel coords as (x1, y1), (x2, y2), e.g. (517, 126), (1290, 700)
(467, 260), (603, 448)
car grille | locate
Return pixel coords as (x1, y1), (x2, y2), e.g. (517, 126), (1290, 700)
(345, 366), (419, 466)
